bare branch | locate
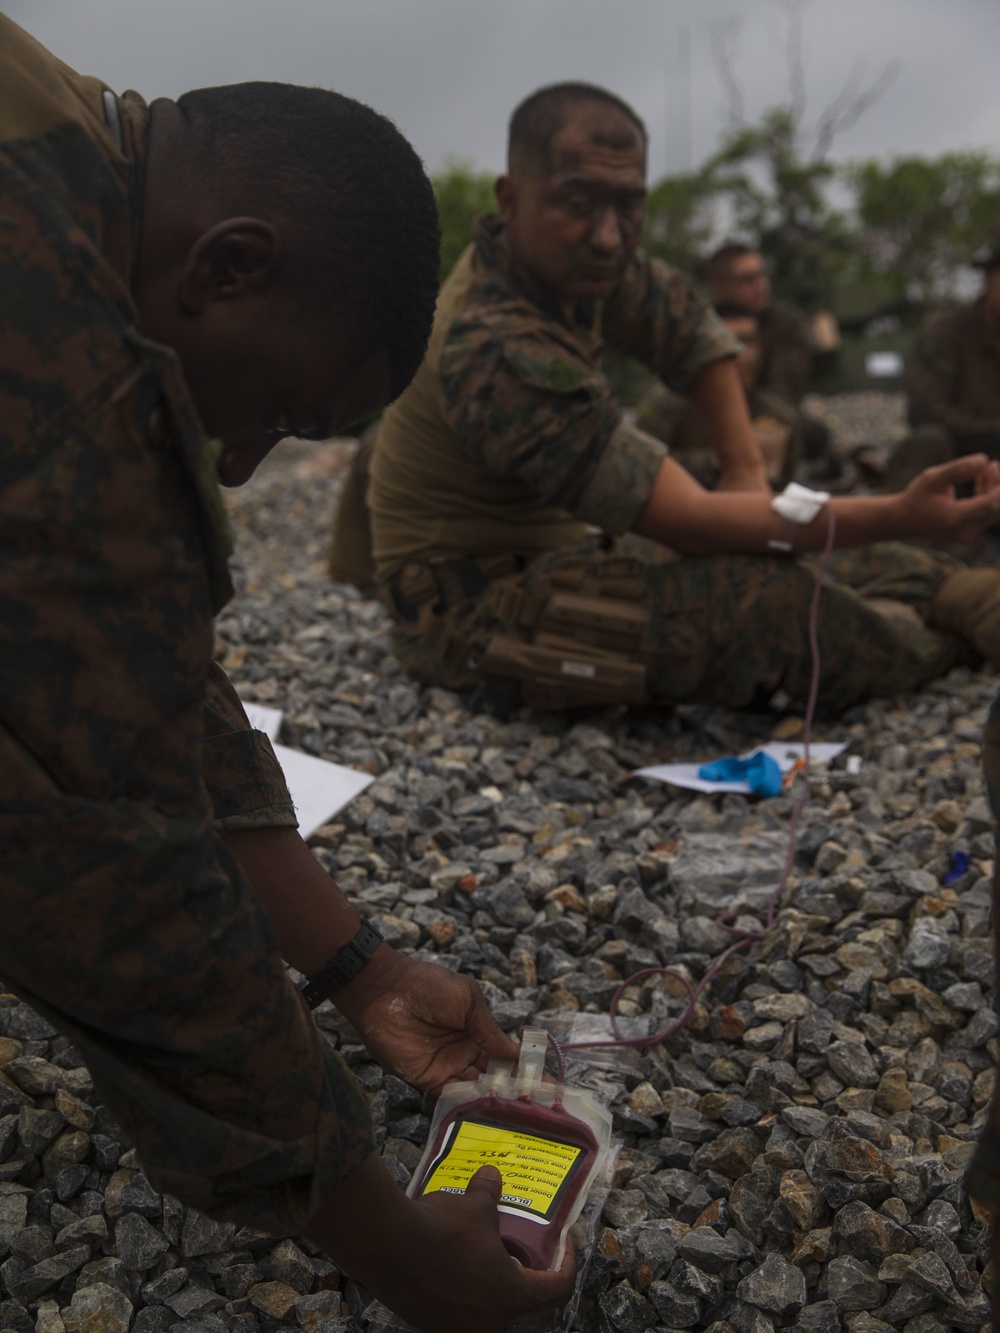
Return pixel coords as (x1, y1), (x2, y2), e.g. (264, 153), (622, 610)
(780, 0), (808, 129)
(710, 17), (745, 128)
(811, 59), (900, 161)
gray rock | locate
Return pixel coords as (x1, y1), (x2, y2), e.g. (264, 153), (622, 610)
(875, 1280), (937, 1323)
(598, 1282), (658, 1332)
(826, 1041), (879, 1088)
(648, 1279), (702, 1327)
(604, 1189), (649, 1229)
(114, 1213), (169, 1271)
(793, 1300), (841, 1333)
(118, 1172), (161, 1218)
(180, 1211), (236, 1258)
(676, 1226), (742, 1274)
(826, 1257), (886, 1312)
(7, 1245), (90, 1303)
(832, 1200), (914, 1262)
(54, 1214), (108, 1253)
(901, 921), (951, 971)
(17, 1107), (65, 1155)
(737, 1253), (807, 1316)
(132, 1308), (175, 1333)
(63, 1283), (133, 1333)
(261, 1238), (314, 1294)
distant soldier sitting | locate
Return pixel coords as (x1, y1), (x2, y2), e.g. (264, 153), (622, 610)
(706, 242), (812, 408)
(883, 243), (1000, 491)
(337, 81), (1000, 717)
(635, 305), (838, 489)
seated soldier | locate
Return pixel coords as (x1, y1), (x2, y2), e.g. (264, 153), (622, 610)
(349, 81), (1000, 716)
(634, 305), (838, 489)
(706, 242), (813, 407)
(883, 243), (1000, 491)
(1, 17), (573, 1332)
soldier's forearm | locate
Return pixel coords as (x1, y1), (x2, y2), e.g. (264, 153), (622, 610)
(223, 825), (366, 975)
(685, 360), (768, 487)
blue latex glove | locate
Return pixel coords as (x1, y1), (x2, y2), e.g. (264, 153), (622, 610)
(698, 750), (784, 797)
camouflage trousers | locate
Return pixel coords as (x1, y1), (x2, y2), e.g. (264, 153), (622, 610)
(964, 688), (1000, 1221)
(385, 537), (970, 711)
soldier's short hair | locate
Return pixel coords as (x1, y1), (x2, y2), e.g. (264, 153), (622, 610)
(508, 83), (647, 176)
(706, 242), (760, 281)
(175, 82), (440, 399)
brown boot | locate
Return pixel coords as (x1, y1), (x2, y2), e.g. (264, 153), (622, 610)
(931, 569), (1000, 666)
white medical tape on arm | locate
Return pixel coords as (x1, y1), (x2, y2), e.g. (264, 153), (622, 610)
(767, 483), (831, 552)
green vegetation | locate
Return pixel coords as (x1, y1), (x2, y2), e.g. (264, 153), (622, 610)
(431, 158), (495, 283)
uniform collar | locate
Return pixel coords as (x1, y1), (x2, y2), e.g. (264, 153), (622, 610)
(472, 214), (603, 345)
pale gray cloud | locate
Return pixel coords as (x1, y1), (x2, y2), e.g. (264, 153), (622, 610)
(9, 0), (1000, 182)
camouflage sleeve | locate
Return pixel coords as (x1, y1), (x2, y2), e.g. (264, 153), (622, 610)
(601, 251), (739, 391)
(906, 310), (1000, 437)
(440, 319), (663, 532)
(203, 662), (298, 833)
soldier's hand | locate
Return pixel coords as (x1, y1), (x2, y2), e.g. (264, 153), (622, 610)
(716, 458), (772, 494)
(307, 1157), (577, 1333)
(899, 453), (1000, 541)
(332, 946), (518, 1094)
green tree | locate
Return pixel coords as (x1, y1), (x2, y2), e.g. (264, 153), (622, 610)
(642, 168), (719, 273)
(431, 158), (496, 283)
(846, 152), (1000, 302)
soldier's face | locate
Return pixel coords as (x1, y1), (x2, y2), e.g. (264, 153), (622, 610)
(498, 103), (647, 311)
(158, 294), (392, 487)
(714, 254), (771, 313)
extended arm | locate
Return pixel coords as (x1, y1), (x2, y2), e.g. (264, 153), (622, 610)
(633, 452), (1000, 555)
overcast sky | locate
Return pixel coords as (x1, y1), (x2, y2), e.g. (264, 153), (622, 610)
(9, 0), (1000, 183)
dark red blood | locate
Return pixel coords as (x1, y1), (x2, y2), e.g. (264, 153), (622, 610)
(414, 1091), (599, 1271)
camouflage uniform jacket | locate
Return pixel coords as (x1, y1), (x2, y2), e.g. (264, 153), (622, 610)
(369, 214), (738, 581)
(906, 298), (1000, 445)
(0, 17), (371, 1230)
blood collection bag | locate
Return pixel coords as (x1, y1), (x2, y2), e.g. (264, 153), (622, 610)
(407, 1028), (613, 1271)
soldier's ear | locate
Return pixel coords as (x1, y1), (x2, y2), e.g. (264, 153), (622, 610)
(495, 174), (517, 222)
(177, 218), (280, 315)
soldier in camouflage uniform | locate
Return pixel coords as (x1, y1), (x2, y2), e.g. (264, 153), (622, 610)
(1, 18), (574, 1331)
(359, 83), (1000, 715)
(634, 307), (837, 489)
(706, 243), (813, 408)
(883, 247), (1000, 491)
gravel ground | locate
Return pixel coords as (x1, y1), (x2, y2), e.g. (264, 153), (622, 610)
(1, 394), (996, 1333)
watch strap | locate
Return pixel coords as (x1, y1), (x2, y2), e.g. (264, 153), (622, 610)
(302, 918), (384, 1009)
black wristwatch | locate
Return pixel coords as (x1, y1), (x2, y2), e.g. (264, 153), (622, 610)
(302, 918), (384, 1009)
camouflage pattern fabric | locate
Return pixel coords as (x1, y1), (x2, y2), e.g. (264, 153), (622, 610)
(906, 299), (1000, 454)
(204, 663), (298, 834)
(0, 15), (371, 1231)
(756, 301), (812, 407)
(386, 537), (969, 710)
(369, 214), (739, 581)
(964, 688), (1000, 1220)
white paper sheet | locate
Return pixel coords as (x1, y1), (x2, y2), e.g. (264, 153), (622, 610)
(242, 702), (283, 741)
(633, 741), (849, 795)
(240, 701), (373, 837)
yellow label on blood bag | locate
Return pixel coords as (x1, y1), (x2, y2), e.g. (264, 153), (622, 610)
(420, 1117), (583, 1219)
